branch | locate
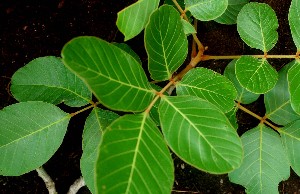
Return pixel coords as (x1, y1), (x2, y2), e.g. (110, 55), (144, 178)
(67, 176), (86, 194)
(36, 166), (57, 194)
(202, 54), (297, 61)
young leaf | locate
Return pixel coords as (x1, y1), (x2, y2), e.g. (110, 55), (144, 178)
(224, 59), (260, 104)
(159, 96), (243, 174)
(214, 0), (249, 25)
(289, 0), (300, 50)
(288, 60), (300, 115)
(229, 124), (290, 194)
(112, 43), (142, 65)
(62, 36), (156, 112)
(265, 61), (300, 125)
(145, 5), (188, 81)
(10, 56), (92, 107)
(235, 56), (278, 94)
(185, 0), (228, 21)
(80, 108), (119, 193)
(176, 68), (237, 113)
(237, 3), (278, 52)
(280, 120), (300, 176)
(96, 114), (174, 194)
(0, 102), (70, 176)
(116, 0), (159, 41)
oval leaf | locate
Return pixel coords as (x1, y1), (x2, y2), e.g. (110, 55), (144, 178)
(237, 3), (278, 52)
(0, 102), (70, 176)
(62, 36), (155, 112)
(229, 124), (290, 194)
(10, 56), (92, 107)
(176, 68), (237, 113)
(159, 96), (243, 174)
(288, 60), (300, 115)
(96, 114), (174, 193)
(289, 0), (300, 50)
(145, 5), (188, 81)
(235, 56), (278, 94)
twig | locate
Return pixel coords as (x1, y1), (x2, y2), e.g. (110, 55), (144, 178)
(67, 176), (86, 194)
(36, 166), (57, 194)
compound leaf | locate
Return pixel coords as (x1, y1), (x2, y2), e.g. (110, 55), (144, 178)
(176, 68), (237, 113)
(62, 36), (156, 112)
(237, 3), (278, 52)
(0, 102), (70, 176)
(80, 108), (119, 193)
(288, 60), (300, 115)
(289, 0), (300, 50)
(229, 124), (290, 194)
(235, 56), (278, 94)
(96, 114), (174, 194)
(159, 96), (243, 174)
(145, 5), (188, 81)
(10, 56), (91, 107)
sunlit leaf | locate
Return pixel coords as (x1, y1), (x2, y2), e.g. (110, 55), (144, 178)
(289, 0), (300, 50)
(229, 124), (290, 194)
(237, 3), (278, 52)
(62, 36), (156, 112)
(96, 114), (174, 193)
(159, 95), (243, 174)
(0, 102), (70, 176)
(288, 60), (300, 115)
(145, 5), (188, 81)
(116, 0), (159, 41)
(112, 43), (142, 65)
(10, 56), (91, 107)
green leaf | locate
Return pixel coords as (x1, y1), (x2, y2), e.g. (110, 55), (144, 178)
(214, 0), (249, 25)
(229, 124), (290, 194)
(265, 61), (300, 125)
(62, 36), (156, 112)
(235, 56), (278, 94)
(288, 60), (300, 115)
(224, 59), (260, 104)
(112, 43), (142, 65)
(226, 107), (238, 130)
(0, 102), (70, 176)
(185, 0), (228, 21)
(280, 120), (300, 176)
(10, 56), (92, 107)
(145, 5), (188, 81)
(289, 0), (300, 50)
(176, 68), (237, 113)
(237, 3), (278, 52)
(159, 96), (243, 174)
(116, 0), (159, 41)
(96, 114), (174, 193)
(80, 108), (119, 193)
(165, 0), (185, 9)
(181, 18), (196, 35)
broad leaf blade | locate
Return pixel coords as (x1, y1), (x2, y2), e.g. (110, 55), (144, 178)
(112, 43), (142, 65)
(96, 114), (174, 193)
(117, 0), (159, 41)
(0, 102), (70, 176)
(185, 0), (228, 21)
(289, 0), (300, 50)
(235, 56), (278, 94)
(11, 56), (92, 107)
(229, 124), (290, 194)
(176, 68), (237, 113)
(159, 96), (243, 174)
(62, 36), (155, 112)
(80, 108), (119, 193)
(288, 60), (300, 115)
(181, 18), (196, 35)
(237, 3), (278, 52)
(145, 5), (188, 81)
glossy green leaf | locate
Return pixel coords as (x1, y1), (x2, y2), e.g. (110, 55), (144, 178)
(280, 120), (300, 176)
(62, 36), (156, 112)
(237, 3), (278, 52)
(215, 0), (249, 25)
(265, 61), (300, 125)
(224, 59), (260, 104)
(145, 5), (188, 81)
(117, 0), (159, 41)
(289, 0), (300, 50)
(10, 56), (91, 107)
(229, 124), (290, 194)
(80, 108), (119, 193)
(0, 102), (70, 176)
(181, 18), (196, 35)
(185, 0), (228, 21)
(159, 96), (243, 174)
(112, 43), (142, 65)
(176, 68), (237, 113)
(235, 56), (278, 94)
(288, 60), (300, 115)
(96, 114), (174, 193)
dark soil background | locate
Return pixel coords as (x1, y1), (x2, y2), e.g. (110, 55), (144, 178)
(0, 0), (300, 193)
